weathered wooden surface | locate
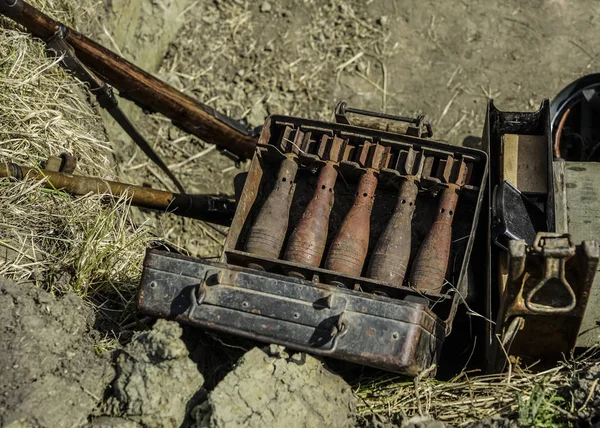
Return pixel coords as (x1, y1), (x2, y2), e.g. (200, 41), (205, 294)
(501, 134), (548, 194)
(562, 162), (600, 347)
(553, 160), (568, 233)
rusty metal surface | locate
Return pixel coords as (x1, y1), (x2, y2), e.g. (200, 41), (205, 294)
(59, 153), (77, 174)
(226, 249), (453, 302)
(367, 179), (418, 285)
(334, 101), (433, 138)
(137, 109), (489, 375)
(491, 232), (599, 370)
(139, 249), (446, 376)
(222, 113), (488, 335)
(0, 162), (235, 225)
(283, 136), (345, 271)
(526, 235), (576, 313)
(482, 100), (555, 370)
(284, 162), (338, 269)
(324, 169), (378, 277)
(410, 157), (469, 293)
(44, 153), (77, 173)
(323, 141), (389, 278)
(44, 156), (63, 172)
(367, 148), (423, 285)
(410, 187), (459, 293)
(0, 162), (175, 207)
(244, 156), (298, 259)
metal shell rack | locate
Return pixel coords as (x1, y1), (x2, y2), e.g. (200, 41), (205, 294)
(139, 108), (489, 376)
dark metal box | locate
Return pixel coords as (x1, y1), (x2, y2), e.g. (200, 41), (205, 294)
(139, 110), (489, 376)
(482, 100), (599, 371)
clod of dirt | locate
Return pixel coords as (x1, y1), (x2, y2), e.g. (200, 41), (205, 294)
(191, 346), (356, 428)
(259, 1), (272, 13)
(102, 319), (204, 428)
(376, 16), (388, 26)
(0, 276), (113, 428)
(400, 416), (447, 428)
(402, 416), (446, 428)
(84, 416), (142, 427)
(570, 363), (600, 424)
(465, 417), (517, 428)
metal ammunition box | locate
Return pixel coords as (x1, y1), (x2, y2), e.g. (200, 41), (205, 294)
(139, 108), (488, 376)
(483, 100), (600, 371)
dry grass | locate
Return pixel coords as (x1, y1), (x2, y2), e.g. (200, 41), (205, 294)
(0, 180), (146, 294)
(355, 366), (565, 426)
(0, 28), (112, 174)
(354, 347), (600, 427)
(0, 9), (153, 316)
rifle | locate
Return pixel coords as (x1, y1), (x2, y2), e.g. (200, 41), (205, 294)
(0, 0), (259, 188)
(0, 158), (236, 226)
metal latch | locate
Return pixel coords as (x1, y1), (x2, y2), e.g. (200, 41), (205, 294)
(491, 232), (599, 371)
(525, 234), (576, 314)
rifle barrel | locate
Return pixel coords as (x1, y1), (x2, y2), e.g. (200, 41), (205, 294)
(0, 0), (257, 160)
(0, 162), (235, 225)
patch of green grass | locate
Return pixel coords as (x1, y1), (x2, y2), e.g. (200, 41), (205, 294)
(518, 384), (570, 428)
(94, 333), (120, 355)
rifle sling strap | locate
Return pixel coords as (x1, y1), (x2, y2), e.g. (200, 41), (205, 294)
(46, 25), (186, 193)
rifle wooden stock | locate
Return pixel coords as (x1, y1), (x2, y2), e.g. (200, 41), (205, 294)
(0, 162), (235, 225)
(1, 0), (257, 159)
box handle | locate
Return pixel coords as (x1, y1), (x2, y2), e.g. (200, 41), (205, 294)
(334, 101), (433, 138)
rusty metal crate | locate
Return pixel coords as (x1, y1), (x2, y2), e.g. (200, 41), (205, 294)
(138, 107), (489, 376)
(139, 251), (446, 374)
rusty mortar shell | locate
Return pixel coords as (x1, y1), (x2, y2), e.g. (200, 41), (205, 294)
(245, 156), (298, 259)
(324, 169), (378, 277)
(284, 161), (337, 268)
(409, 185), (459, 293)
(367, 179), (418, 285)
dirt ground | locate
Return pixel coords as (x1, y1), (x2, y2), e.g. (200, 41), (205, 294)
(0, 277), (114, 427)
(4, 0), (600, 426)
(87, 0), (600, 258)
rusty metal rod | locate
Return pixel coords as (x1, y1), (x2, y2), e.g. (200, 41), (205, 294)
(245, 156), (298, 259)
(0, 0), (257, 159)
(409, 186), (459, 293)
(284, 162), (337, 268)
(324, 169), (378, 277)
(367, 179), (418, 286)
(0, 162), (235, 225)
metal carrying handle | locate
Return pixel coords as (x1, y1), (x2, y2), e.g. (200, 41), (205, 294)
(334, 101), (433, 138)
(525, 257), (576, 314)
(187, 270), (215, 315)
(184, 271), (350, 354)
(318, 312), (349, 354)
